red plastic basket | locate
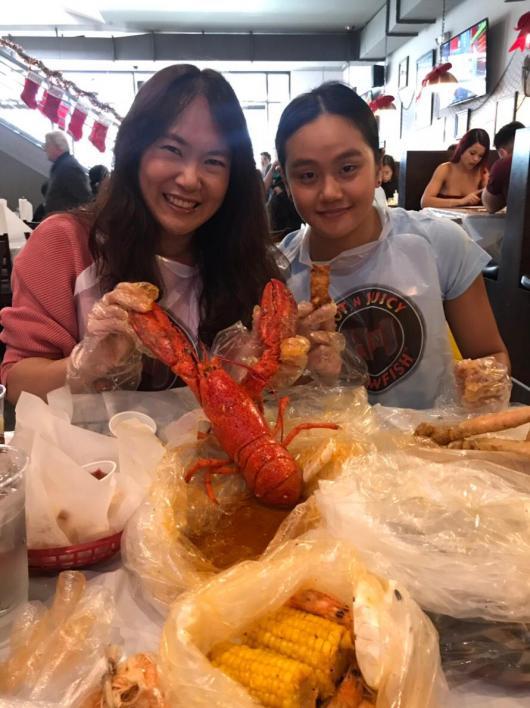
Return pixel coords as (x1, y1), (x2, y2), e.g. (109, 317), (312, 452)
(28, 531), (123, 572)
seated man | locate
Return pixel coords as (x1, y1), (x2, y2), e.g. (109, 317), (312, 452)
(482, 121), (525, 213)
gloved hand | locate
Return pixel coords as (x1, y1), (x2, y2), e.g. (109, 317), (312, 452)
(66, 282), (159, 393)
(454, 356), (512, 412)
(296, 301), (346, 386)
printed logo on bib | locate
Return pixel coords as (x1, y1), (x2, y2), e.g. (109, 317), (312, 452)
(336, 286), (424, 394)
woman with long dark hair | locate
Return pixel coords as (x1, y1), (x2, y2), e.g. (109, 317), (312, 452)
(1, 65), (281, 402)
(421, 128), (490, 208)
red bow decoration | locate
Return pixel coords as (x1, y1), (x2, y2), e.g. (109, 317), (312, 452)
(368, 94), (396, 112)
(509, 12), (530, 53)
(416, 63), (454, 100)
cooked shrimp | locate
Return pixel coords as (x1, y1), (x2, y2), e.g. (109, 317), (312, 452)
(288, 588), (353, 630)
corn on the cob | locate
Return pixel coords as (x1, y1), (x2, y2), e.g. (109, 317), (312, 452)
(244, 607), (353, 698)
(210, 642), (317, 708)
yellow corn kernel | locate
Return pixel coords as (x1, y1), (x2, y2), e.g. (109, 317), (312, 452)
(244, 607), (353, 698)
(210, 642), (317, 708)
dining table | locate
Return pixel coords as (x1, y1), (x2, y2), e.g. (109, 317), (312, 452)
(421, 206), (506, 262)
(2, 391), (530, 707)
(13, 552), (530, 707)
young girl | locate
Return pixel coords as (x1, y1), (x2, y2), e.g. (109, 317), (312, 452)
(421, 128), (490, 209)
(1, 65), (282, 403)
(275, 82), (509, 409)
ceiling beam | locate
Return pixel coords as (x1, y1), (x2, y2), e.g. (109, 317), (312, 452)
(5, 32), (362, 63)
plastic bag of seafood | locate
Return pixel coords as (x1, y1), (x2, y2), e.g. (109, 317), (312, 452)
(158, 535), (447, 707)
(122, 386), (376, 614)
(313, 443), (530, 689)
(315, 445), (530, 623)
(0, 572), (114, 706)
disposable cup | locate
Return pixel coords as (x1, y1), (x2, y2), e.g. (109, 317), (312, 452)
(108, 410), (157, 437)
(0, 445), (28, 640)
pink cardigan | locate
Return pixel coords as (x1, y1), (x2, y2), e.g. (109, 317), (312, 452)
(0, 214), (93, 382)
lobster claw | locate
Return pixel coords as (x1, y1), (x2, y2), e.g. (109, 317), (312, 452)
(129, 303), (201, 399)
(241, 279), (300, 400)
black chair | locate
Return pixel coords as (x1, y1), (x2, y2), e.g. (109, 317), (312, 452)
(483, 128), (530, 403)
(0, 233), (13, 309)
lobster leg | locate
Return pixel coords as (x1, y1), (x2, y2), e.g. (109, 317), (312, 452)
(271, 397), (290, 441)
(185, 457), (239, 503)
(283, 422), (340, 448)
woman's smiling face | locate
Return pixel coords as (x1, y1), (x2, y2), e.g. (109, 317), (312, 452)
(139, 95), (231, 261)
(283, 112), (381, 258)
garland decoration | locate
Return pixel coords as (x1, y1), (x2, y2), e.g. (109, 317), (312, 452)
(0, 36), (123, 122)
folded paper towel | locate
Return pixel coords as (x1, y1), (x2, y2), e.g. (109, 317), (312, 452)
(12, 390), (165, 547)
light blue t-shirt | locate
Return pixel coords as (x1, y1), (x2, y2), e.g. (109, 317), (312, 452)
(279, 206), (491, 409)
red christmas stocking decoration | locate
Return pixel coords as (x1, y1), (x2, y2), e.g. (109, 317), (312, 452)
(20, 71), (42, 109)
(67, 104), (88, 141)
(56, 101), (70, 130)
(39, 86), (64, 124)
(89, 117), (110, 153)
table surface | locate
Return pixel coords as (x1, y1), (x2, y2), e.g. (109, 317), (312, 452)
(0, 559), (517, 706)
(422, 206), (506, 219)
(3, 412), (530, 707)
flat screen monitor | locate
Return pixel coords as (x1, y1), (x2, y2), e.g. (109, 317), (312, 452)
(439, 18), (488, 109)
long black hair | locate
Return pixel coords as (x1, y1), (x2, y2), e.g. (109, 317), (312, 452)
(275, 81), (381, 169)
(87, 64), (280, 345)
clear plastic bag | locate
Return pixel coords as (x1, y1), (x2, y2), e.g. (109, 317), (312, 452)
(159, 535), (447, 707)
(0, 571), (114, 706)
(122, 385), (376, 613)
(429, 613), (530, 690)
(211, 317), (369, 391)
(314, 446), (530, 623)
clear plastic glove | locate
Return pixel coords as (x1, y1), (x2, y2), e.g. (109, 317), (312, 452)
(296, 301), (344, 385)
(454, 356), (512, 412)
(66, 282), (159, 393)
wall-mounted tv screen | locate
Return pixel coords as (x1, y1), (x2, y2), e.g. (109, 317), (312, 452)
(439, 18), (488, 109)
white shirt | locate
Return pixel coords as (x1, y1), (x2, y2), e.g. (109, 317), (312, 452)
(279, 205), (491, 409)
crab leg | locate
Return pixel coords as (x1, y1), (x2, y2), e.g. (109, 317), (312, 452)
(415, 406), (530, 446)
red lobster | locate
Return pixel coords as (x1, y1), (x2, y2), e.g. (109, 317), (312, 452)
(129, 279), (339, 507)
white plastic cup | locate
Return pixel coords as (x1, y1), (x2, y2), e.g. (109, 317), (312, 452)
(108, 411), (157, 437)
(81, 459), (117, 481)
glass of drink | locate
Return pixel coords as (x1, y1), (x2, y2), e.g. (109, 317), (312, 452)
(0, 445), (28, 639)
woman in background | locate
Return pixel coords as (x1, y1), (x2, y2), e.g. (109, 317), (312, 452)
(88, 164), (109, 196)
(421, 129), (490, 209)
(380, 154), (398, 202)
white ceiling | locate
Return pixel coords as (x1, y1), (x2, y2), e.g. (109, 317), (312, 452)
(1, 0), (386, 33)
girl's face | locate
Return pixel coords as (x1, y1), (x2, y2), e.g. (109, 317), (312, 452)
(139, 95), (231, 261)
(460, 142), (486, 171)
(283, 113), (381, 258)
(381, 164), (393, 183)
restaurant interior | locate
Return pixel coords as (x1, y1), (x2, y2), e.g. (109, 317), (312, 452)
(0, 0), (530, 706)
